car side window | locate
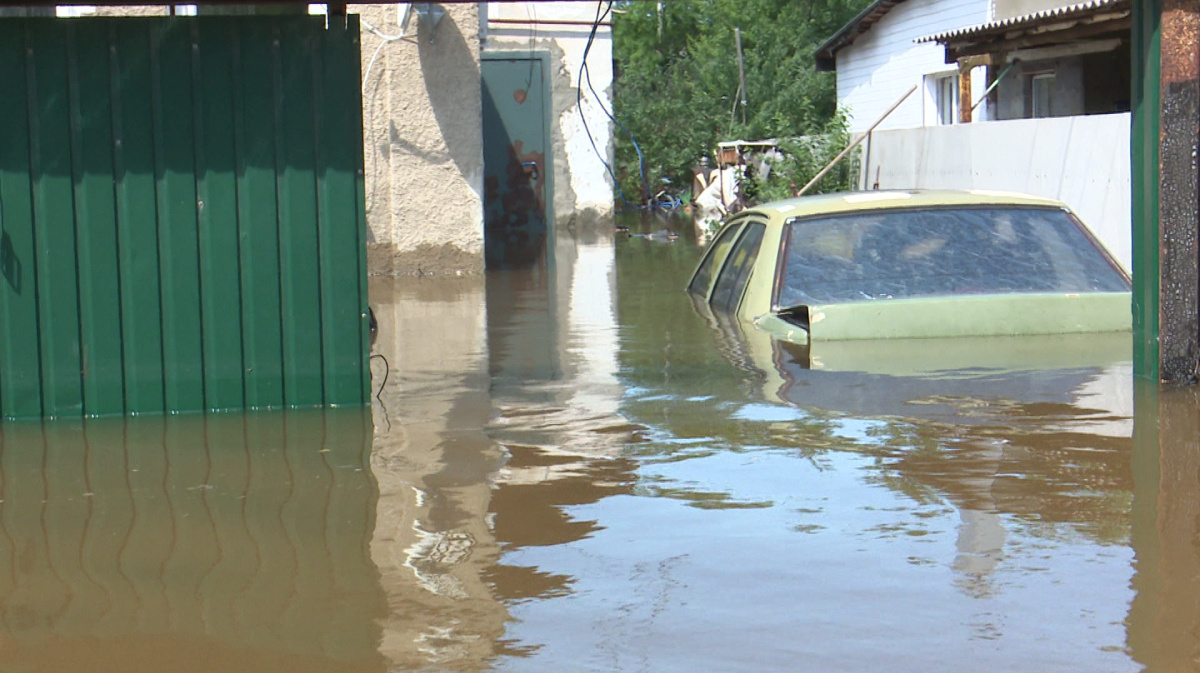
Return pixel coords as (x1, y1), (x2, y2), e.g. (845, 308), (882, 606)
(710, 222), (766, 313)
(687, 221), (743, 298)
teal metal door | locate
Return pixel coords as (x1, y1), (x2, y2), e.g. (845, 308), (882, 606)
(481, 53), (552, 270)
(0, 16), (370, 420)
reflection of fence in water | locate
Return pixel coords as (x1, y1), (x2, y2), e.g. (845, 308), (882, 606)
(0, 411), (383, 667)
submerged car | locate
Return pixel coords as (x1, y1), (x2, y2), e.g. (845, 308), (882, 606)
(687, 190), (1131, 343)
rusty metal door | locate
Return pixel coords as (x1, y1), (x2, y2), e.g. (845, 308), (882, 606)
(481, 52), (553, 270)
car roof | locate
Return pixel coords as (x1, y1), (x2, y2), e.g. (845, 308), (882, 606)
(742, 189), (1069, 222)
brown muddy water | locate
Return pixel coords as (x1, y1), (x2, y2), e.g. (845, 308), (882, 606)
(1, 215), (1198, 672)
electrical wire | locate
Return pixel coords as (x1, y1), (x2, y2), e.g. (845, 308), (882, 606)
(361, 16), (412, 96)
(370, 352), (389, 401)
(577, 0), (680, 211)
(369, 352), (392, 433)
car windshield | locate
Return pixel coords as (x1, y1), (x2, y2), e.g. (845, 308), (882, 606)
(777, 206), (1129, 307)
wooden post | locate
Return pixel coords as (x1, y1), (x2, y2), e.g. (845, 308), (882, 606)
(1156, 0), (1200, 382)
(958, 63), (973, 123)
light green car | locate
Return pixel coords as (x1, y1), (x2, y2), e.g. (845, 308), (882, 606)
(687, 190), (1131, 346)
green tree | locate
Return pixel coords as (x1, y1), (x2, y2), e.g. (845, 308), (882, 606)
(612, 0), (869, 204)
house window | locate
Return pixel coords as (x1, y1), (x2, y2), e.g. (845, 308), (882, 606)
(934, 74), (958, 125)
(1029, 72), (1055, 118)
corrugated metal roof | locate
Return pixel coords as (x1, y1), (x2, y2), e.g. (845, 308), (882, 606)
(915, 0), (1129, 44)
(814, 0), (907, 71)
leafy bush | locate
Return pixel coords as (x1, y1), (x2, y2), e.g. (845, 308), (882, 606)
(757, 110), (856, 202)
(612, 0), (870, 205)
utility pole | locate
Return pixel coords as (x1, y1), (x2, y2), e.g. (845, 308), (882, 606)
(734, 27), (748, 125)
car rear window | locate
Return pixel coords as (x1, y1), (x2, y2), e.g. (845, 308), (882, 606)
(710, 222), (766, 313)
(687, 221), (741, 297)
(777, 206), (1129, 308)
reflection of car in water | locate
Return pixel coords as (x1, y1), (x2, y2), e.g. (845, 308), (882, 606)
(686, 190), (1131, 343)
(685, 193), (1135, 593)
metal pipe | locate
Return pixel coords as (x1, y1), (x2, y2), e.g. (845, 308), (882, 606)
(796, 84), (917, 196)
(735, 27), (748, 124)
(488, 18), (612, 27)
(971, 61), (1017, 112)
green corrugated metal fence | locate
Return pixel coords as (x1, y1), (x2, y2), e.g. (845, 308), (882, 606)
(0, 16), (370, 420)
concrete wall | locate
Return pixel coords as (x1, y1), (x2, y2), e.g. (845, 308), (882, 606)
(995, 55), (1086, 119)
(835, 0), (989, 132)
(357, 3), (486, 276)
(482, 2), (615, 231)
(859, 112), (1132, 272)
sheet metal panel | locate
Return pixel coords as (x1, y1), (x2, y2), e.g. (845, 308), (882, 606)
(69, 22), (125, 417)
(0, 16), (368, 420)
(316, 24), (369, 407)
(277, 21), (326, 408)
(1131, 0), (1161, 381)
(194, 20), (246, 412)
(237, 21), (285, 410)
(29, 21), (85, 418)
(113, 21), (167, 415)
(153, 21), (206, 414)
(0, 22), (42, 420)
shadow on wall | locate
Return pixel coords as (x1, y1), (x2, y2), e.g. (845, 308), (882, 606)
(417, 11), (481, 179)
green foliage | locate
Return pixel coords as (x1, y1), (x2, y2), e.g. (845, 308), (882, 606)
(612, 0), (870, 204)
(757, 109), (855, 202)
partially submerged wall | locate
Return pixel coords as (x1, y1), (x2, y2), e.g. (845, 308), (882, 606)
(356, 3), (485, 275)
(55, 4), (613, 276)
(859, 113), (1132, 272)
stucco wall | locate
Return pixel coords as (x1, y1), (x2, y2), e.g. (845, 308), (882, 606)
(357, 3), (486, 276)
(859, 113), (1132, 272)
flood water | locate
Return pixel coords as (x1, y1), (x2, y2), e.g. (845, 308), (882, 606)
(1, 215), (1199, 672)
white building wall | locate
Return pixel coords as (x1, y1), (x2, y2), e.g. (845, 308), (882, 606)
(860, 113), (1132, 272)
(836, 0), (990, 132)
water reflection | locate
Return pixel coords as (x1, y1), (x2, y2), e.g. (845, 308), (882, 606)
(0, 411), (384, 673)
(368, 276), (505, 670)
(1129, 383), (1200, 672)
(6, 212), (1200, 672)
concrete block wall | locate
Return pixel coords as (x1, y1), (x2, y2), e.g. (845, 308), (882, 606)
(859, 112), (1132, 272)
